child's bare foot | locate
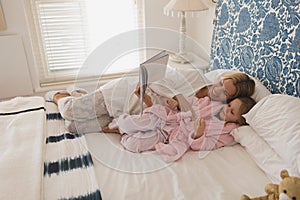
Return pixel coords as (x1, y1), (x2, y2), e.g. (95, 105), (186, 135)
(54, 93), (70, 104)
(102, 126), (121, 134)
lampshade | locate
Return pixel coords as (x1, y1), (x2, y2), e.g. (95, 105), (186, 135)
(164, 0), (209, 13)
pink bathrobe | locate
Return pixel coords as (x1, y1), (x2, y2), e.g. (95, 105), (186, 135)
(110, 96), (237, 162)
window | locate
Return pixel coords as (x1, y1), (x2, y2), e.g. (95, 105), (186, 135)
(24, 0), (144, 86)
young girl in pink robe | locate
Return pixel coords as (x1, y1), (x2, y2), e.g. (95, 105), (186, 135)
(107, 94), (256, 162)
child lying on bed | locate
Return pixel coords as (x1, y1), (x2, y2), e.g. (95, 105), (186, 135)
(104, 87), (256, 162)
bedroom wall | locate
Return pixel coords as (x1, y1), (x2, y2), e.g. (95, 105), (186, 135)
(0, 0), (37, 99)
(0, 0), (216, 99)
(144, 0), (216, 60)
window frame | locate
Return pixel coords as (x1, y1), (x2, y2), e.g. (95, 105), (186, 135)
(24, 0), (145, 87)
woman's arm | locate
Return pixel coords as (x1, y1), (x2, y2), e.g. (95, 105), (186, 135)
(134, 84), (153, 107)
(195, 86), (209, 99)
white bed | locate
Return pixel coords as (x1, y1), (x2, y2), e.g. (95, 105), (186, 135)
(0, 68), (299, 200)
(83, 69), (300, 199)
(86, 133), (271, 199)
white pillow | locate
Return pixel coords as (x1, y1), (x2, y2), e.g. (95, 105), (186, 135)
(231, 126), (294, 183)
(244, 94), (300, 177)
(205, 69), (271, 102)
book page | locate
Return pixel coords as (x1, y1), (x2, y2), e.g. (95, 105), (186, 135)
(140, 50), (168, 85)
(139, 50), (169, 114)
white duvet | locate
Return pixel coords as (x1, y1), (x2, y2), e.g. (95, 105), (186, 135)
(0, 96), (46, 199)
(86, 133), (271, 200)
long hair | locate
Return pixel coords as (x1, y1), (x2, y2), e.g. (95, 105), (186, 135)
(235, 97), (256, 126)
(222, 72), (255, 100)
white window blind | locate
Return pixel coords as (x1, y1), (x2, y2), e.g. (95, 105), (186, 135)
(24, 0), (144, 86)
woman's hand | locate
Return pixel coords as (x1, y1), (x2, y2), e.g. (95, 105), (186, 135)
(167, 98), (179, 110)
(194, 118), (206, 139)
(134, 84), (142, 97)
(134, 84), (153, 107)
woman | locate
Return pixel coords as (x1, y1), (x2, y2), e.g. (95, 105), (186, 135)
(46, 69), (255, 134)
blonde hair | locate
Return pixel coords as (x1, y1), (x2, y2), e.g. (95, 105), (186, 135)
(222, 72), (255, 100)
(235, 97), (256, 126)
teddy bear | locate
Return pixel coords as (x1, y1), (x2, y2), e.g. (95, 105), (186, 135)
(240, 169), (300, 200)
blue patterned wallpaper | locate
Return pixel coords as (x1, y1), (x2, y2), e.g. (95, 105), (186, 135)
(210, 0), (300, 97)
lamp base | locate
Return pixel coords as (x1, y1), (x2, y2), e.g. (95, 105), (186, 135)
(169, 53), (190, 64)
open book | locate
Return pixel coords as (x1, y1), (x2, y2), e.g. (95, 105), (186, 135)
(139, 50), (169, 115)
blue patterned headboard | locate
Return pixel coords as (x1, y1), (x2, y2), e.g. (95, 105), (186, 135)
(210, 0), (300, 97)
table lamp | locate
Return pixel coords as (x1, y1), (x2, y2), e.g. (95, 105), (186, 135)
(164, 0), (209, 63)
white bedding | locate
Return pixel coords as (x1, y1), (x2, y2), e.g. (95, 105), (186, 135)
(233, 94), (300, 183)
(0, 96), (45, 199)
(85, 133), (271, 199)
(0, 97), (102, 199)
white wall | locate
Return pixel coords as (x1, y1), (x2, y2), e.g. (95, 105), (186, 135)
(0, 0), (37, 99)
(144, 0), (216, 60)
(0, 0), (216, 99)
(0, 35), (33, 98)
